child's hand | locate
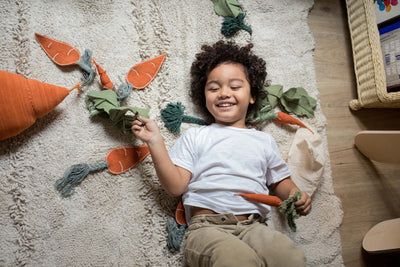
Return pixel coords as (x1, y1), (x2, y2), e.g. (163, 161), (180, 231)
(290, 189), (311, 216)
(131, 116), (161, 145)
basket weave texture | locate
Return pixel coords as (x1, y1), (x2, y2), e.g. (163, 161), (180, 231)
(346, 0), (400, 110)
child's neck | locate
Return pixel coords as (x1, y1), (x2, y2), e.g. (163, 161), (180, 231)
(213, 121), (248, 129)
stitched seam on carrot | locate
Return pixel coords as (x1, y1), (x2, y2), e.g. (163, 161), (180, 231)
(126, 53), (167, 89)
(35, 33), (80, 66)
(106, 145), (150, 174)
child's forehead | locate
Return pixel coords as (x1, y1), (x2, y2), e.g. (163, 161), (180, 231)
(215, 61), (245, 68)
(207, 62), (249, 79)
(209, 61), (246, 74)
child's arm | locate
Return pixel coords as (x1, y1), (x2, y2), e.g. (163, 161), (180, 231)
(270, 178), (311, 216)
(132, 116), (191, 197)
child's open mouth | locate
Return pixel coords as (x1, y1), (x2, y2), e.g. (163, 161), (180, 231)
(216, 102), (235, 109)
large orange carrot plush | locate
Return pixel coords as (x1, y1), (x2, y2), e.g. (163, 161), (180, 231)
(0, 70), (79, 141)
(55, 145), (150, 197)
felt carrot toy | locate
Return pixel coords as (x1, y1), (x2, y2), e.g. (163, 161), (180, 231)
(55, 145), (150, 197)
(0, 70), (80, 141)
(235, 191), (303, 232)
(35, 33), (95, 86)
(175, 199), (187, 225)
(274, 112), (314, 134)
(126, 53), (167, 89)
(234, 193), (282, 207)
(91, 58), (114, 90)
(35, 32), (81, 66)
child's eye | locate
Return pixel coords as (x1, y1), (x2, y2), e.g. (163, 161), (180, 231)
(208, 88), (219, 91)
(231, 86), (241, 90)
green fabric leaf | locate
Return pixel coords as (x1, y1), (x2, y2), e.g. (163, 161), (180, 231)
(85, 90), (120, 115)
(109, 106), (150, 134)
(265, 85), (283, 108)
(280, 87), (317, 118)
(212, 0), (242, 17)
(85, 89), (149, 133)
(246, 108), (277, 124)
(246, 85), (284, 123)
(279, 191), (302, 232)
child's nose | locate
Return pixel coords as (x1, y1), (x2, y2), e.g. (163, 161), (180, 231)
(219, 87), (231, 98)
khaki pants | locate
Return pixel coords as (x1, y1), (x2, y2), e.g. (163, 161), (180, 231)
(185, 213), (305, 267)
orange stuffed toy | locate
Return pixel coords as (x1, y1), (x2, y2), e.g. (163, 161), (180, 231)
(0, 70), (79, 141)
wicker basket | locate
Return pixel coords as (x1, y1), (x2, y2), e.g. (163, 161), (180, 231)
(346, 0), (400, 110)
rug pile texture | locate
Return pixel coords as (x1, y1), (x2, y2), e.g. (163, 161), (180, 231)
(0, 0), (344, 266)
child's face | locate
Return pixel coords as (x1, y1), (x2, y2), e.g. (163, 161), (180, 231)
(204, 62), (255, 128)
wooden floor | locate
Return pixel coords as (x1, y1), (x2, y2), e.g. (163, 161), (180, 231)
(308, 0), (400, 266)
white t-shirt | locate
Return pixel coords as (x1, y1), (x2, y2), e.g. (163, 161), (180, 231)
(169, 123), (291, 223)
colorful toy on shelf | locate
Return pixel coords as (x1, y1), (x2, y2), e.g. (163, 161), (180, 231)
(56, 145), (150, 197)
(375, 0), (398, 12)
(0, 70), (80, 140)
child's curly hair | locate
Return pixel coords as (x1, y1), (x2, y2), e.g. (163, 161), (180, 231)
(190, 41), (267, 123)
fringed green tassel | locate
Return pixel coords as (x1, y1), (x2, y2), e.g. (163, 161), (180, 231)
(115, 82), (133, 101)
(55, 162), (109, 197)
(221, 13), (252, 37)
(161, 102), (207, 133)
(77, 49), (96, 86)
(166, 217), (186, 252)
(279, 191), (302, 232)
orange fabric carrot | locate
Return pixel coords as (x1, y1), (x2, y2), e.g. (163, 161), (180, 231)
(92, 58), (114, 90)
(106, 145), (150, 174)
(126, 53), (167, 89)
(235, 193), (282, 207)
(35, 33), (81, 66)
(274, 111), (314, 134)
(55, 145), (150, 197)
(0, 70), (78, 140)
(175, 199), (187, 225)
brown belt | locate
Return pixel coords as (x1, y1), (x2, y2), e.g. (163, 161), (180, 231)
(192, 207), (250, 221)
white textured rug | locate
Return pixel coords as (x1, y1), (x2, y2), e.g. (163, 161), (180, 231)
(0, 0), (344, 266)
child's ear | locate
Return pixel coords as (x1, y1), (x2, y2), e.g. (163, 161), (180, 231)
(250, 96), (256, 104)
